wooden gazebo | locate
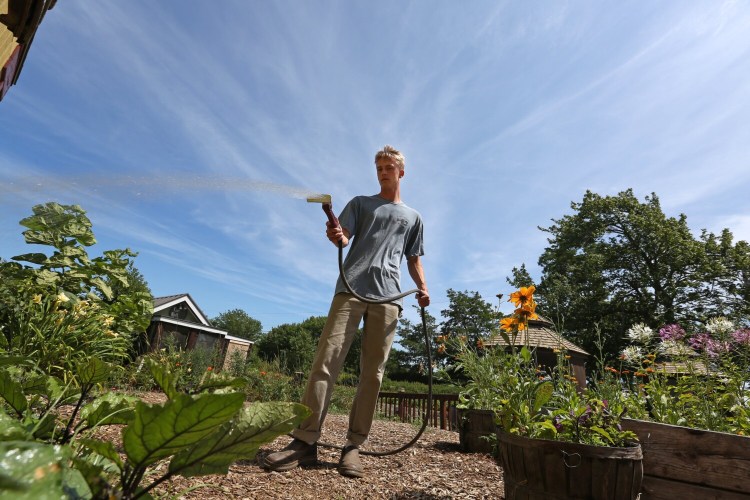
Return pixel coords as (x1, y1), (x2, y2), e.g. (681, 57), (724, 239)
(485, 316), (589, 391)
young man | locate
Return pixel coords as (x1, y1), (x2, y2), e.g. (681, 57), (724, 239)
(264, 145), (430, 478)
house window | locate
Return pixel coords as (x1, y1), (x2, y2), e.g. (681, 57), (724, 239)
(163, 329), (188, 349)
(196, 332), (218, 351)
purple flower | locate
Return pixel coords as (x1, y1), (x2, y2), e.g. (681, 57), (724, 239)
(659, 324), (686, 341)
(731, 329), (750, 346)
(689, 332), (710, 351)
(553, 415), (563, 432)
(691, 333), (732, 357)
(576, 406), (593, 426)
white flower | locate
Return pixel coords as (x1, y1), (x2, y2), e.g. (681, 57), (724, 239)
(658, 340), (693, 357)
(56, 292), (69, 303)
(621, 346), (643, 363)
(627, 323), (653, 344)
(706, 317), (734, 336)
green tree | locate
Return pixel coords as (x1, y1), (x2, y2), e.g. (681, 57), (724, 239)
(395, 306), (439, 370)
(211, 309), (263, 342)
(255, 323), (316, 375)
(440, 289), (498, 348)
(699, 229), (750, 325)
(537, 189), (709, 359)
(506, 264), (535, 290)
(109, 261), (151, 299)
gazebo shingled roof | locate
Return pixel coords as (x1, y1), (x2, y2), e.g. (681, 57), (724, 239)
(485, 315), (589, 356)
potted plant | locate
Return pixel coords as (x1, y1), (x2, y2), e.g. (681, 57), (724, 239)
(492, 287), (643, 500)
(617, 319), (750, 498)
(437, 335), (502, 454)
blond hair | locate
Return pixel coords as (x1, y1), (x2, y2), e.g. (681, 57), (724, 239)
(374, 145), (405, 170)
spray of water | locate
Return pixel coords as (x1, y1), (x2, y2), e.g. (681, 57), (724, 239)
(0, 174), (327, 200)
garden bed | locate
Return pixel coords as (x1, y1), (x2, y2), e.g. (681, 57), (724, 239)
(94, 392), (504, 499)
(623, 418), (750, 499)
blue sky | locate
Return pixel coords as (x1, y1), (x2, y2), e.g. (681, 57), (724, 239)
(2, 1), (749, 332)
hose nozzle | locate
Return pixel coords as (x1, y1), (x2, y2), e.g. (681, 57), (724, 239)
(307, 194), (339, 228)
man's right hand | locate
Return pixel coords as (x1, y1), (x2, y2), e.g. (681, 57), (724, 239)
(326, 222), (349, 247)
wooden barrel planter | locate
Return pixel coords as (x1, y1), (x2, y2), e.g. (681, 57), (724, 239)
(497, 431), (643, 500)
(457, 408), (497, 454)
(622, 419), (750, 499)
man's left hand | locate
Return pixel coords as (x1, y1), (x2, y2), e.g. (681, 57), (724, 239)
(416, 289), (430, 308)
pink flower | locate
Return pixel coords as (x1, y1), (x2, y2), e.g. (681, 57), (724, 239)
(659, 324), (686, 341)
(731, 329), (750, 346)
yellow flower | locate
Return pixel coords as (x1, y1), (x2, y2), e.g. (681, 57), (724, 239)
(509, 286), (535, 307)
(102, 316), (114, 327)
(56, 292), (69, 303)
(515, 302), (539, 321)
(32, 294), (43, 304)
(500, 317), (518, 332)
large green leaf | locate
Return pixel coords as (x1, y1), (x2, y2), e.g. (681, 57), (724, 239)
(31, 413), (60, 441)
(0, 412), (28, 441)
(10, 253), (49, 265)
(169, 402), (311, 477)
(90, 277), (113, 301)
(0, 356), (29, 368)
(76, 358), (110, 387)
(0, 370), (28, 416)
(123, 392), (245, 468)
(532, 381), (553, 413)
(78, 438), (124, 471)
(196, 372), (247, 393)
(0, 442), (82, 500)
(80, 393), (137, 427)
(146, 358), (178, 400)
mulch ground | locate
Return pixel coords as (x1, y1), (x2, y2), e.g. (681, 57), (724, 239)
(108, 392), (505, 499)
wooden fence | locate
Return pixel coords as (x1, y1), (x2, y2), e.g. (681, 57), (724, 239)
(376, 392), (460, 430)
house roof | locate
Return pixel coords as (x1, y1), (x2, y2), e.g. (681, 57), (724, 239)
(1, 0), (57, 101)
(153, 293), (211, 326)
(653, 360), (708, 375)
(485, 315), (589, 356)
(150, 294), (254, 345)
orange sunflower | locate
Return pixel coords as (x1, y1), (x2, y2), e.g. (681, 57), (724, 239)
(509, 285), (536, 307)
(500, 316), (519, 332)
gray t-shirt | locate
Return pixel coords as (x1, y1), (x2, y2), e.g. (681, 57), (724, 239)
(334, 195), (424, 307)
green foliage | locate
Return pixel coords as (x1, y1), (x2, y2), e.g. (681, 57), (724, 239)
(443, 287), (638, 448)
(210, 309), (263, 342)
(537, 189), (750, 361)
(1, 202), (153, 379)
(255, 322), (317, 375)
(0, 357), (310, 499)
(619, 318), (750, 435)
(0, 203), (310, 498)
(112, 343), (223, 395)
(379, 378), (461, 395)
(242, 359), (304, 403)
(440, 289), (499, 349)
(395, 306), (439, 370)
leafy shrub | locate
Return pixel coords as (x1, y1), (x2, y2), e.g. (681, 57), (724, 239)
(0, 202), (152, 380)
(243, 359), (303, 403)
(619, 318), (750, 434)
(0, 356), (310, 499)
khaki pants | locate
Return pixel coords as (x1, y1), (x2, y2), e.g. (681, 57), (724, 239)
(292, 293), (400, 446)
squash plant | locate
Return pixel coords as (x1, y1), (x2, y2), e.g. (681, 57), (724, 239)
(0, 356), (309, 499)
